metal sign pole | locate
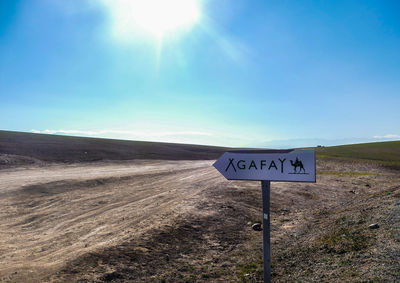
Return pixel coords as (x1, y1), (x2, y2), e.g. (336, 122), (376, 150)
(261, 180), (271, 283)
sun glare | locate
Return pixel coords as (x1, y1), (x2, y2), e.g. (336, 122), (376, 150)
(105, 0), (201, 40)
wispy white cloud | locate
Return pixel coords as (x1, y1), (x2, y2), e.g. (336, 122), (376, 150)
(373, 134), (400, 139)
(29, 128), (258, 147)
(31, 129), (212, 137)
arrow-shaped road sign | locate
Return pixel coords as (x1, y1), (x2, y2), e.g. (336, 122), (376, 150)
(213, 149), (316, 283)
(213, 149), (316, 182)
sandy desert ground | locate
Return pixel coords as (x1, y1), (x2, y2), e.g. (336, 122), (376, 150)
(0, 156), (399, 282)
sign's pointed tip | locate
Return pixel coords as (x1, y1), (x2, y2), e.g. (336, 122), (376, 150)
(212, 156), (227, 177)
(212, 157), (220, 168)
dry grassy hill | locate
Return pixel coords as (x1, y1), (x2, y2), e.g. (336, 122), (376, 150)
(316, 140), (400, 170)
(0, 130), (229, 165)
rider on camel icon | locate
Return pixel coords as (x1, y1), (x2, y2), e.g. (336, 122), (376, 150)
(290, 157), (306, 173)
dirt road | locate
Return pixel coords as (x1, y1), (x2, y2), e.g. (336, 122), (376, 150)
(0, 159), (399, 282)
(0, 160), (219, 281)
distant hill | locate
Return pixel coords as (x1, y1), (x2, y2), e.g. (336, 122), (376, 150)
(0, 130), (230, 163)
(316, 140), (400, 169)
(2, 130), (399, 167)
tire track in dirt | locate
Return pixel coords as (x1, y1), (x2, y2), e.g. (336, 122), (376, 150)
(0, 161), (221, 282)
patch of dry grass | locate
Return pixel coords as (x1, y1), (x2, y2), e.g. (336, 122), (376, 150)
(317, 170), (377, 177)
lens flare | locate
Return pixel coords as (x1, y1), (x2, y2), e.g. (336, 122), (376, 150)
(103, 0), (201, 40)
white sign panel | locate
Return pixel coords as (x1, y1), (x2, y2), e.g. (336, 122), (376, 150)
(213, 149), (316, 182)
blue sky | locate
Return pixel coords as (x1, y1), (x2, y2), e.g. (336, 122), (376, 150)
(1, 0), (399, 147)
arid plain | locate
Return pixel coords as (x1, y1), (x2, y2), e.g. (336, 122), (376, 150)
(0, 131), (399, 282)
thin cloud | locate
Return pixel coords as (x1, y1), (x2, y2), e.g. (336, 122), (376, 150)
(373, 134), (400, 139)
(29, 129), (258, 147)
(30, 129), (213, 137)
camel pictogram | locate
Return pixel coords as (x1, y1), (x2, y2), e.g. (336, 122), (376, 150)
(290, 157), (305, 173)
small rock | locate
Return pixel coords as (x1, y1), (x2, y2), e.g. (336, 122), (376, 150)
(368, 223), (379, 229)
(252, 223), (262, 231)
(247, 221), (252, 225)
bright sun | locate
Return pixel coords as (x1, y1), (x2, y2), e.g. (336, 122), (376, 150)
(104, 0), (201, 40)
